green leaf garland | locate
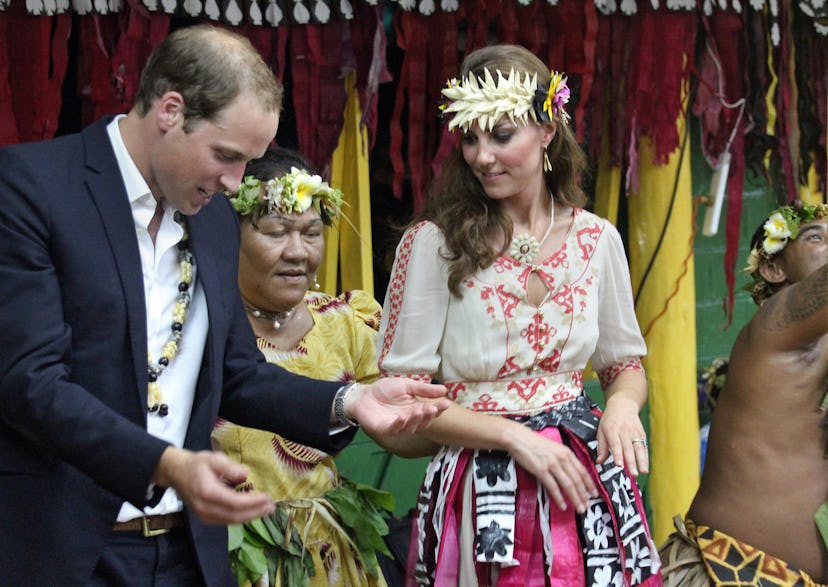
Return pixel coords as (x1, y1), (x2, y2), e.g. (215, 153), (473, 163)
(227, 477), (395, 587)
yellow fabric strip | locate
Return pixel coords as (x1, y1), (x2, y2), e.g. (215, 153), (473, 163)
(763, 10), (778, 172)
(323, 73), (375, 297)
(594, 145), (621, 226)
(628, 99), (699, 543)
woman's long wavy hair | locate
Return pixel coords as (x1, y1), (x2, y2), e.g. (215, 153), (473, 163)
(419, 45), (588, 296)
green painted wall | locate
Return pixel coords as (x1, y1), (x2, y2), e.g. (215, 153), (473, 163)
(692, 162), (778, 371)
(335, 431), (429, 517)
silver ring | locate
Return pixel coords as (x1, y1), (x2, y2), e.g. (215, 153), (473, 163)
(631, 438), (648, 447)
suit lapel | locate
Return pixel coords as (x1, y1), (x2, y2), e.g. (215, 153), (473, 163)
(184, 210), (223, 419)
(81, 119), (149, 414)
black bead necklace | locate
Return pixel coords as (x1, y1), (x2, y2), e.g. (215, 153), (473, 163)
(147, 211), (193, 417)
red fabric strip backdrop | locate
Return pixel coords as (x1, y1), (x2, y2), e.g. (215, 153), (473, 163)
(288, 8), (380, 180)
(78, 8), (170, 126)
(701, 12), (748, 322)
(387, 1), (697, 216)
(4, 0), (71, 144)
(391, 0), (598, 212)
(0, 10), (17, 145)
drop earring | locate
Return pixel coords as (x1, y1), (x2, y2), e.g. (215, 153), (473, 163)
(543, 149), (552, 172)
(312, 275), (321, 290)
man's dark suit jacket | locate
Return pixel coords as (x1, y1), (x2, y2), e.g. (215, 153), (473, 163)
(0, 117), (353, 585)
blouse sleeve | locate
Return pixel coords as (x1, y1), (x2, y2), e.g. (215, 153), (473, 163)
(590, 219), (647, 388)
(377, 221), (451, 381)
(344, 290), (383, 384)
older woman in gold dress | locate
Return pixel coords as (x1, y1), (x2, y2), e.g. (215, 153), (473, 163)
(212, 146), (388, 587)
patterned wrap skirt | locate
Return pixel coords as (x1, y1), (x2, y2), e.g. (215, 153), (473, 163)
(408, 395), (663, 587)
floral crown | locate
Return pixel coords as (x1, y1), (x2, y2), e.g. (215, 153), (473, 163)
(439, 67), (571, 133)
(227, 167), (344, 226)
(743, 201), (828, 304)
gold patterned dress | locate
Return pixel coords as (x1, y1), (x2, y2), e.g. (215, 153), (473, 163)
(212, 290), (386, 587)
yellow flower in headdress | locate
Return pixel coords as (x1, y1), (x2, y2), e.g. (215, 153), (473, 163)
(762, 236), (787, 255)
(227, 167), (344, 226)
(763, 212), (792, 240)
(292, 171), (322, 212)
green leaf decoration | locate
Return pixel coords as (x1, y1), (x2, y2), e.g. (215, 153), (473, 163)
(238, 541), (268, 577)
(228, 524), (244, 550)
(323, 477), (395, 577)
(262, 513), (285, 546)
(248, 517), (277, 546)
(815, 501), (828, 551)
(228, 476), (394, 585)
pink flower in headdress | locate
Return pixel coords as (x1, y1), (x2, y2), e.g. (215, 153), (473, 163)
(543, 71), (571, 120)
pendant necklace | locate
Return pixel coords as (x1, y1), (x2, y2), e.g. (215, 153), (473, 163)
(245, 304), (296, 330)
(509, 202), (555, 264)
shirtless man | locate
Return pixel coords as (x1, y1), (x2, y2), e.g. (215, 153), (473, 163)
(660, 201), (828, 585)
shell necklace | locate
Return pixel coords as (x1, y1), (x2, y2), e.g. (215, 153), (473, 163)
(147, 212), (193, 418)
(509, 202), (555, 264)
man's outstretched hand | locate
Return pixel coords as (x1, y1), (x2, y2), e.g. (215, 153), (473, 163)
(344, 378), (450, 437)
(153, 447), (275, 525)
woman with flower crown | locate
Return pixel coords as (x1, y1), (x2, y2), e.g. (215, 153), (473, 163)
(211, 146), (390, 587)
(375, 45), (661, 586)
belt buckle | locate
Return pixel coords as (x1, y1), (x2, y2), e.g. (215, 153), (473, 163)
(142, 516), (170, 537)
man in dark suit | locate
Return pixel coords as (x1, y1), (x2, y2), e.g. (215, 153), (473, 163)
(0, 25), (447, 586)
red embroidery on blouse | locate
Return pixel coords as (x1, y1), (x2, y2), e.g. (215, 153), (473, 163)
(378, 222), (426, 368)
(598, 358), (644, 388)
(507, 378), (544, 402)
(472, 394), (500, 411)
(495, 284), (520, 320)
(444, 381), (465, 401)
(497, 356), (522, 379)
(548, 245), (569, 269)
(551, 385), (575, 404)
(551, 283), (574, 315)
(537, 348), (562, 372)
(524, 312), (554, 353)
(577, 223), (603, 261)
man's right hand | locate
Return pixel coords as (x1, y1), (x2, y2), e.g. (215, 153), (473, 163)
(152, 446), (275, 524)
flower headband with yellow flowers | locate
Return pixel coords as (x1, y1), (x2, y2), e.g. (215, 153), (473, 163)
(743, 201), (828, 304)
(227, 167), (344, 226)
(439, 67), (571, 133)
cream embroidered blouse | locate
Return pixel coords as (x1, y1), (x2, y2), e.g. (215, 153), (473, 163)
(378, 209), (646, 415)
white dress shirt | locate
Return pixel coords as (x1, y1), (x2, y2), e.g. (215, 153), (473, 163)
(107, 116), (210, 521)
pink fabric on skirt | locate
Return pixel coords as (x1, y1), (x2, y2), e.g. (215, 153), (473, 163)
(407, 428), (587, 586)
(405, 408), (662, 586)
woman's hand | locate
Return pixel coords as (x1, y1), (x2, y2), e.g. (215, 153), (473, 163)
(596, 368), (649, 476)
(505, 423), (598, 513)
(596, 394), (649, 476)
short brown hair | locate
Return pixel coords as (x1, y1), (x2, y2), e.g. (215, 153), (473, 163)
(134, 25), (283, 131)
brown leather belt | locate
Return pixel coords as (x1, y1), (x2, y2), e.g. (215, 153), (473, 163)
(112, 512), (186, 537)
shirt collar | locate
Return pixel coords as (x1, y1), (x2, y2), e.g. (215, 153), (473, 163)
(106, 115), (153, 205)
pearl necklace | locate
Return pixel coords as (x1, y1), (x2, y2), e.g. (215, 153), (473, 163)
(508, 203), (555, 264)
(244, 304), (296, 330)
(147, 212), (193, 418)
